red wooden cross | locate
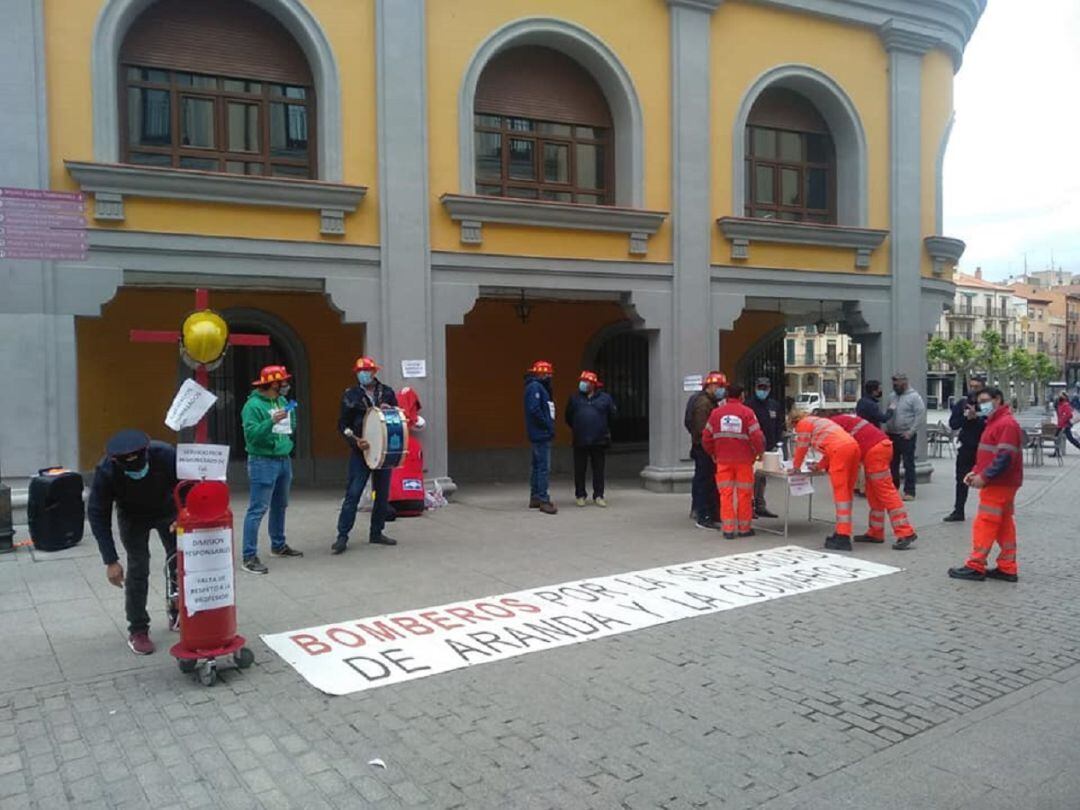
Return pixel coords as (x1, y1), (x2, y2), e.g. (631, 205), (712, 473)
(130, 288), (270, 443)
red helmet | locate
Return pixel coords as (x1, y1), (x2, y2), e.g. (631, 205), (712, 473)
(353, 356), (380, 373)
(703, 371), (728, 388)
(252, 365), (291, 386)
(579, 370), (600, 386)
(529, 360), (554, 375)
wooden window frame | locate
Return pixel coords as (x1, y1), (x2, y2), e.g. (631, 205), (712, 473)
(744, 124), (835, 224)
(473, 114), (614, 205)
(120, 65), (317, 179)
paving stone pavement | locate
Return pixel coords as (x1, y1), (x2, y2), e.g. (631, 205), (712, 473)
(1, 455), (1079, 809)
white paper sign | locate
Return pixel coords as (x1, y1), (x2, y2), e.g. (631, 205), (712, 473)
(262, 546), (900, 696)
(271, 408), (293, 435)
(401, 360), (427, 379)
(165, 379), (217, 431)
(787, 474), (815, 497)
(176, 443), (230, 481)
(547, 401), (556, 420)
(180, 528), (235, 616)
(683, 374), (703, 392)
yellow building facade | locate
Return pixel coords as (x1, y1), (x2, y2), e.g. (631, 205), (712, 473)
(2, 0), (982, 490)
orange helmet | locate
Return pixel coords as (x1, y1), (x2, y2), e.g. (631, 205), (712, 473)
(529, 360), (554, 375)
(703, 371), (728, 388)
(353, 356), (380, 373)
(252, 365), (291, 386)
(579, 370), (599, 386)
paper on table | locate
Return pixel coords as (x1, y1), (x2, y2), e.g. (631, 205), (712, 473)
(165, 379), (217, 431)
(787, 474), (814, 496)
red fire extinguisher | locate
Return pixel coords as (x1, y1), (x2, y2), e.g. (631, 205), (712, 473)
(169, 480), (253, 685)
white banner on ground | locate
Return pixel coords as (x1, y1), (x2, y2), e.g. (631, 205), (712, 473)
(180, 528), (235, 616)
(165, 379), (217, 431)
(262, 546), (900, 696)
(176, 443), (230, 481)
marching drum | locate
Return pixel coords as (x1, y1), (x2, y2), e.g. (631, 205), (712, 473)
(362, 407), (410, 470)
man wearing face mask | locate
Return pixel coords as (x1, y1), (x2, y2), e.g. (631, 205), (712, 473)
(884, 372), (926, 500)
(565, 370), (617, 507)
(856, 380), (887, 427)
(948, 386), (1023, 582)
(241, 365), (302, 574)
(335, 356), (400, 552)
(943, 375), (986, 522)
(748, 377), (784, 518)
(87, 430), (179, 655)
(685, 372), (727, 530)
(524, 360), (558, 514)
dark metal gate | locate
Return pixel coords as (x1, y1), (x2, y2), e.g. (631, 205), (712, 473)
(593, 330), (649, 444)
(738, 329), (787, 404)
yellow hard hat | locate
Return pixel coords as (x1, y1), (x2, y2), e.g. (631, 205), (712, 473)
(181, 310), (229, 365)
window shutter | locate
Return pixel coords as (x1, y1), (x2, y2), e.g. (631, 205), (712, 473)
(120, 0), (312, 85)
(475, 46), (612, 128)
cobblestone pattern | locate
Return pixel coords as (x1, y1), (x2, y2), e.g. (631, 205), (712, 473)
(1, 487), (1078, 809)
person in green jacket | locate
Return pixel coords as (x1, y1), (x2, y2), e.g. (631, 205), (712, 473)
(241, 364), (302, 574)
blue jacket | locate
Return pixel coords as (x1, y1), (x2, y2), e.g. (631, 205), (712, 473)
(338, 380), (398, 455)
(524, 375), (556, 443)
(565, 391), (617, 447)
(948, 393), (986, 450)
(855, 395), (886, 427)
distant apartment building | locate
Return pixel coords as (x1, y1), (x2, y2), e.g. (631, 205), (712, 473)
(784, 325), (861, 403)
(938, 269), (1013, 344)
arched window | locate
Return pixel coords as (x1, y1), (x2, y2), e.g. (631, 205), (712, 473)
(744, 88), (835, 223)
(120, 0), (315, 178)
(474, 46), (613, 204)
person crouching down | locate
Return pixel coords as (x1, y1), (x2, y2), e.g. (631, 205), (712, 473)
(790, 409), (861, 551)
(703, 383), (765, 539)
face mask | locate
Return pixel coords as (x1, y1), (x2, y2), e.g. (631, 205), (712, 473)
(978, 401), (994, 416)
(357, 371), (374, 386)
(124, 463), (150, 480)
(872, 392), (882, 400)
(755, 389), (769, 401)
(279, 383), (291, 397)
(714, 387), (726, 400)
(893, 384), (904, 394)
(579, 381), (590, 393)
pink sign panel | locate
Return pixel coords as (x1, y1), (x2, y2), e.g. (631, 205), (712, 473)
(0, 187), (89, 260)
(0, 187), (83, 202)
(0, 211), (87, 228)
(0, 248), (88, 260)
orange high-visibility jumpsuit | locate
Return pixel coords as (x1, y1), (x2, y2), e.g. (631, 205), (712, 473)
(702, 400), (766, 535)
(793, 416), (860, 536)
(831, 414), (914, 541)
(965, 406), (1024, 575)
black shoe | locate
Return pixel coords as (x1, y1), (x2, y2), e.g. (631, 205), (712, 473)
(942, 512), (965, 523)
(370, 534), (398, 546)
(854, 534), (885, 544)
(695, 519), (722, 530)
(271, 544), (304, 558)
(947, 565), (986, 581)
(384, 512), (397, 522)
(737, 530), (756, 538)
(529, 498), (543, 509)
(723, 532), (736, 540)
(755, 508), (778, 519)
(824, 534), (853, 551)
(330, 538), (348, 555)
(892, 534), (917, 550)
(986, 568), (1018, 583)
(241, 556), (268, 574)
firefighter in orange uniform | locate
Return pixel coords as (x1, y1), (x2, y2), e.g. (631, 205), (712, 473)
(703, 383), (766, 539)
(831, 413), (917, 550)
(790, 410), (861, 550)
(948, 386), (1023, 582)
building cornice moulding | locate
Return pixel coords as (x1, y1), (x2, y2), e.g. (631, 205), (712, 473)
(879, 19), (940, 55)
(924, 235), (966, 277)
(665, 0), (725, 12)
(717, 216), (888, 270)
(65, 161), (367, 236)
(440, 194), (668, 256)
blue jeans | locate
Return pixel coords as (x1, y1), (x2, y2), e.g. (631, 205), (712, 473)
(336, 452), (391, 542)
(242, 456), (292, 560)
(530, 442), (551, 502)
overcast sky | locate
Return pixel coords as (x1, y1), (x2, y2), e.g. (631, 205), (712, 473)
(943, 0), (1080, 282)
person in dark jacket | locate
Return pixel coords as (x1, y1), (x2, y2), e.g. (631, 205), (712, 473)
(685, 372), (726, 530)
(87, 430), (178, 656)
(565, 370), (617, 507)
(748, 377), (784, 518)
(855, 380), (886, 427)
(944, 375), (986, 521)
(334, 356), (399, 553)
(524, 360), (558, 514)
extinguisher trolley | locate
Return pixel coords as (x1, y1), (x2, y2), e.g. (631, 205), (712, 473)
(169, 480), (253, 685)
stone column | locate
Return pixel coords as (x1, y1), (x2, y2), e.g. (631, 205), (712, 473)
(881, 21), (938, 471)
(642, 0), (724, 491)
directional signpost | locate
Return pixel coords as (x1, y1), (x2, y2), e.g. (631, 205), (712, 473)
(0, 187), (88, 261)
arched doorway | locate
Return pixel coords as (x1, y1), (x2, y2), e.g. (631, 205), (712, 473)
(591, 329), (649, 445)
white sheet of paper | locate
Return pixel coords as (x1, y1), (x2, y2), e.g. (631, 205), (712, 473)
(788, 474), (815, 497)
(271, 409), (293, 435)
(180, 528), (235, 616)
(548, 401), (556, 420)
(176, 443), (230, 481)
(683, 375), (703, 392)
(401, 359), (427, 378)
(165, 379), (217, 431)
